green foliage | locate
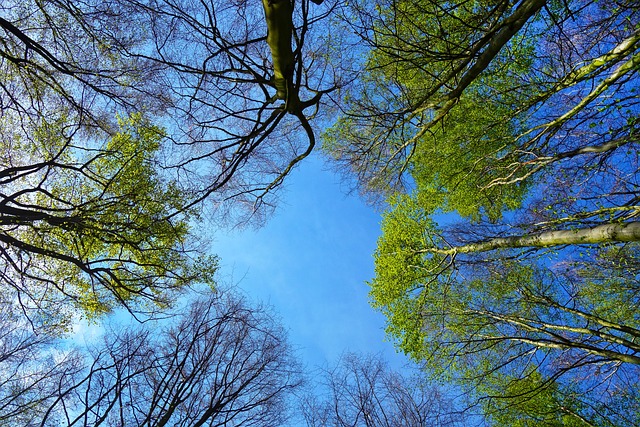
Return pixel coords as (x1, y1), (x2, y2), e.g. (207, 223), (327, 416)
(325, 0), (550, 216)
(371, 194), (449, 357)
(483, 368), (640, 427)
(5, 113), (217, 319)
(482, 371), (589, 427)
(368, 0), (537, 95)
(371, 231), (640, 423)
(410, 94), (529, 221)
(574, 244), (640, 321)
(347, 6), (640, 423)
(371, 175), (640, 421)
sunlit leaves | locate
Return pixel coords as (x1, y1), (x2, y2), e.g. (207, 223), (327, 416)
(371, 194), (451, 357)
(1, 113), (216, 320)
(410, 94), (529, 221)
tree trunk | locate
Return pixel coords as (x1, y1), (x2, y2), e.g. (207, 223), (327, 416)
(425, 221), (640, 255)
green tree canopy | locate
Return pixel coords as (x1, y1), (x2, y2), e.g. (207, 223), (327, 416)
(0, 0), (341, 324)
(327, 0), (640, 422)
(327, 0), (638, 214)
(372, 197), (640, 423)
(1, 112), (217, 321)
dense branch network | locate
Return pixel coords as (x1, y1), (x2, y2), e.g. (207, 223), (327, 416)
(0, 292), (302, 427)
(0, 0), (341, 320)
(334, 1), (640, 423)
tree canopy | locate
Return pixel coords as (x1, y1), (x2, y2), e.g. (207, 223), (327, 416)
(3, 0), (640, 424)
(1, 112), (217, 322)
(0, 291), (302, 427)
(0, 0), (342, 323)
(325, 0), (640, 423)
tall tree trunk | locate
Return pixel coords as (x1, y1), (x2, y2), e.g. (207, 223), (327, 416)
(423, 221), (640, 255)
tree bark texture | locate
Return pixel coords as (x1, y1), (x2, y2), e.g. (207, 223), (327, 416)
(426, 222), (640, 255)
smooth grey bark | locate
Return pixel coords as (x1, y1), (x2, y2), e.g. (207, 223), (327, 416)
(422, 221), (640, 255)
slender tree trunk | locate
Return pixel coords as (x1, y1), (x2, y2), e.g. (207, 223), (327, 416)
(423, 221), (640, 255)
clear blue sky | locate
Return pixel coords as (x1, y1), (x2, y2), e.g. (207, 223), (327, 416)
(71, 151), (408, 371)
(212, 153), (409, 371)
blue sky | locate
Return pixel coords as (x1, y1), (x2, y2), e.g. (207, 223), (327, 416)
(212, 153), (409, 371)
(70, 151), (409, 372)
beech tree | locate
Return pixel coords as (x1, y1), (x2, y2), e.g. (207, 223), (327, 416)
(371, 195), (640, 424)
(326, 0), (638, 209)
(1, 0), (342, 322)
(301, 353), (467, 427)
(324, 0), (640, 422)
(481, 368), (640, 426)
(1, 112), (217, 323)
(26, 292), (302, 427)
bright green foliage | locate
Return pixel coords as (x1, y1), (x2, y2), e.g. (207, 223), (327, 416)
(323, 0), (550, 206)
(367, 0), (543, 98)
(372, 178), (640, 425)
(370, 194), (441, 356)
(327, 0), (639, 219)
(483, 369), (640, 427)
(483, 371), (592, 427)
(1, 113), (217, 320)
(410, 94), (529, 221)
(376, 208), (640, 365)
(373, 210), (640, 421)
(340, 3), (640, 421)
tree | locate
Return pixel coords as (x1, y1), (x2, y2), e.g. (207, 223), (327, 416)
(324, 0), (640, 422)
(1, 0), (343, 322)
(300, 353), (468, 427)
(0, 299), (83, 426)
(2, 0), (342, 216)
(25, 291), (302, 427)
(480, 368), (640, 427)
(1, 112), (217, 323)
(326, 0), (639, 209)
(326, 0), (640, 250)
(371, 196), (640, 424)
